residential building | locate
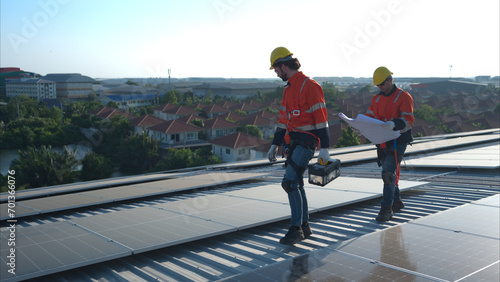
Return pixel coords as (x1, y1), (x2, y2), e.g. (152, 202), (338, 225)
(229, 102), (260, 114)
(148, 119), (202, 146)
(203, 117), (239, 140)
(130, 114), (166, 135)
(176, 114), (206, 123)
(238, 114), (276, 140)
(154, 104), (199, 121)
(88, 106), (136, 120)
(201, 104), (230, 118)
(209, 131), (268, 162)
(216, 111), (245, 122)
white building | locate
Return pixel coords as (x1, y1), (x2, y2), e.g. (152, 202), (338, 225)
(6, 78), (57, 100)
(6, 73), (94, 101)
(208, 132), (268, 162)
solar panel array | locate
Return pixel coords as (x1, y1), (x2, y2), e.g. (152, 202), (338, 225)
(222, 194), (500, 281)
(0, 172), (267, 220)
(403, 143), (500, 169)
(1, 177), (427, 281)
(1, 132), (498, 281)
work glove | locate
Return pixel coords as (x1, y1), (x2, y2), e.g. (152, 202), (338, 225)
(381, 121), (395, 131)
(267, 145), (278, 162)
(318, 148), (331, 165)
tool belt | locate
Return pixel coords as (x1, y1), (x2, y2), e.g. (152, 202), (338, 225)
(290, 139), (318, 152)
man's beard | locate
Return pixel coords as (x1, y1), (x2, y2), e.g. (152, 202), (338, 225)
(279, 72), (288, 81)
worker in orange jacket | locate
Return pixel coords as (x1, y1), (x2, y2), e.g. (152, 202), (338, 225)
(267, 47), (331, 245)
(365, 66), (414, 222)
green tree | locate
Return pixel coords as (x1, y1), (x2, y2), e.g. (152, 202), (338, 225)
(107, 101), (119, 108)
(238, 125), (263, 139)
(191, 118), (204, 128)
(94, 115), (133, 161)
(162, 89), (179, 104)
(4, 95), (38, 122)
(0, 116), (83, 149)
(263, 106), (278, 114)
(11, 145), (79, 189)
(184, 96), (193, 106)
(335, 126), (361, 148)
(234, 109), (247, 116)
(116, 131), (161, 172)
(80, 152), (114, 181)
(202, 90), (214, 104)
(126, 80), (139, 86)
(152, 147), (221, 171)
(414, 104), (438, 123)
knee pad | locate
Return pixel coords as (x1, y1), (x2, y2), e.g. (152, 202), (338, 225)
(281, 179), (300, 194)
(382, 170), (395, 185)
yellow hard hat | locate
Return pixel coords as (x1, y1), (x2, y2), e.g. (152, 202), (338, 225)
(373, 66), (393, 85)
(270, 47), (293, 70)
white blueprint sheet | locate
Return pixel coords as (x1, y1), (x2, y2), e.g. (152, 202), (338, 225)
(339, 113), (400, 144)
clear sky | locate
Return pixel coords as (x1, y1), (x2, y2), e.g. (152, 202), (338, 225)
(1, 0), (499, 79)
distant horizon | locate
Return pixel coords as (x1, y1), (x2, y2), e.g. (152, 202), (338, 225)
(3, 66), (498, 82)
(1, 1), (498, 79)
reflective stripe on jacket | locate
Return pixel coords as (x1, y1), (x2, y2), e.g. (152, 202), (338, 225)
(365, 86), (414, 133)
(277, 72), (329, 133)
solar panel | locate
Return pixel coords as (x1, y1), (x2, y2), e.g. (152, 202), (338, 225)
(12, 194), (111, 214)
(2, 172), (269, 220)
(403, 144), (500, 169)
(0, 202), (38, 219)
(221, 178), (427, 212)
(156, 194), (291, 229)
(70, 207), (234, 254)
(473, 194), (500, 207)
(0, 173), (180, 203)
(219, 246), (429, 281)
(411, 203), (499, 239)
(0, 221), (130, 281)
(334, 222), (499, 281)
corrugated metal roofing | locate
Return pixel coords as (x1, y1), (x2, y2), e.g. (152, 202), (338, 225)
(1, 129), (498, 281)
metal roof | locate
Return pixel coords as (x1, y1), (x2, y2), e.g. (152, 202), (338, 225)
(1, 129), (498, 281)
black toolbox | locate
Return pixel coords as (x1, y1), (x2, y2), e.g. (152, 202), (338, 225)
(308, 159), (341, 186)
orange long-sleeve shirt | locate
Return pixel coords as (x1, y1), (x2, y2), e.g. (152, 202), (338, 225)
(273, 71), (330, 148)
(366, 85), (414, 144)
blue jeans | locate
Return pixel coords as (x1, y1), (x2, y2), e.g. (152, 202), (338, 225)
(379, 142), (407, 207)
(283, 144), (314, 226)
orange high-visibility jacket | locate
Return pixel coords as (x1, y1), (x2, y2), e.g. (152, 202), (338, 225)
(274, 71), (329, 148)
(366, 85), (414, 144)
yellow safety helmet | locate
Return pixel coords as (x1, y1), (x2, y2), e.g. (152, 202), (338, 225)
(270, 47), (293, 70)
(373, 66), (393, 85)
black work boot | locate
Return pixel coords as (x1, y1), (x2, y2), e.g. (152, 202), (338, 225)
(392, 200), (405, 213)
(301, 222), (312, 239)
(280, 226), (305, 245)
(376, 206), (393, 222)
